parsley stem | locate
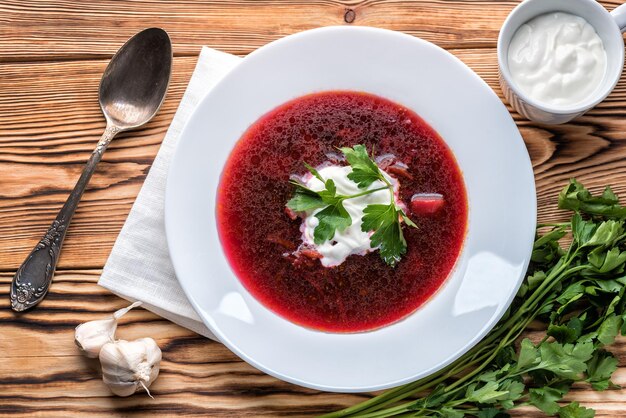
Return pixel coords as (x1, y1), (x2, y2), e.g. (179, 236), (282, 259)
(379, 175), (394, 189)
(340, 186), (389, 200)
(377, 175), (395, 205)
(537, 222), (571, 228)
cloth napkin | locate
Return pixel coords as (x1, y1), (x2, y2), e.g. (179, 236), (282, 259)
(98, 47), (242, 340)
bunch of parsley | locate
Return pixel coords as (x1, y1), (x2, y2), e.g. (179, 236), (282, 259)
(322, 179), (626, 418)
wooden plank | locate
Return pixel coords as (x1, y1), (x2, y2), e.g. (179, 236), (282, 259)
(1, 0), (620, 62)
(4, 48), (626, 269)
(0, 0), (510, 61)
(0, 271), (625, 416)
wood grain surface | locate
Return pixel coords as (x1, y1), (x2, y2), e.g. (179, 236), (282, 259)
(2, 0), (626, 416)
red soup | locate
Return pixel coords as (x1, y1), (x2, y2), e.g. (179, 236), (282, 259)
(217, 91), (467, 332)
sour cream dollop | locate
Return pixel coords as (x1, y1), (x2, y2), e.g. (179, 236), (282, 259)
(300, 165), (399, 267)
(507, 12), (607, 108)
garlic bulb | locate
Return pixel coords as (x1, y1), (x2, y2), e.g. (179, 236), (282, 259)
(99, 337), (162, 397)
(74, 301), (142, 358)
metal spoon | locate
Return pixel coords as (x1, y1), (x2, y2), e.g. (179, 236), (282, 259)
(10, 28), (173, 311)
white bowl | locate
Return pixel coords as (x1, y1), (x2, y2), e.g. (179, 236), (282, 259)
(165, 26), (536, 392)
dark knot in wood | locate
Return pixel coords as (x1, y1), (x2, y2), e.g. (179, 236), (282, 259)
(344, 8), (356, 24)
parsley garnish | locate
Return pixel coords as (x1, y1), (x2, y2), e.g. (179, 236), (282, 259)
(361, 204), (416, 267)
(287, 145), (416, 265)
(288, 177), (351, 244)
(341, 145), (417, 266)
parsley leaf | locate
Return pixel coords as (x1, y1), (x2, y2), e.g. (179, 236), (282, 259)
(571, 213), (597, 246)
(313, 202), (351, 244)
(408, 384), (449, 410)
(516, 338), (540, 370)
(597, 314), (623, 346)
(536, 341), (594, 380)
(588, 247), (626, 273)
(400, 209), (417, 228)
(286, 183), (326, 212)
(559, 178), (626, 218)
(585, 220), (624, 247)
(497, 379), (525, 409)
(533, 228), (567, 263)
(586, 350), (618, 391)
(318, 179), (340, 204)
(465, 381), (510, 404)
(558, 402), (595, 418)
(361, 204), (407, 267)
(547, 317), (583, 344)
(286, 178), (346, 213)
(340, 144), (383, 188)
(529, 385), (569, 415)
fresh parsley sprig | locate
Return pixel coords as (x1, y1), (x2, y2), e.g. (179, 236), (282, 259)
(287, 145), (416, 265)
(342, 145), (417, 267)
(322, 179), (626, 418)
(361, 204), (417, 267)
(287, 162), (387, 245)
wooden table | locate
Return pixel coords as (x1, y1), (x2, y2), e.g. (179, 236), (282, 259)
(2, 1), (626, 416)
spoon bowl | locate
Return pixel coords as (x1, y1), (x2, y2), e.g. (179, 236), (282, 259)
(100, 28), (173, 130)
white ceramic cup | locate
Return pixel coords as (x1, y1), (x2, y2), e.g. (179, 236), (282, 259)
(498, 0), (626, 124)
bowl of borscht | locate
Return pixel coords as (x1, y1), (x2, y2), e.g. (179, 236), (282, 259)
(165, 26), (536, 392)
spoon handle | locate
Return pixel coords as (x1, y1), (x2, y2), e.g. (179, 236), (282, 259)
(10, 125), (120, 312)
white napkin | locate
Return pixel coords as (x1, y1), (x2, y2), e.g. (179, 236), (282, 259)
(98, 47), (242, 340)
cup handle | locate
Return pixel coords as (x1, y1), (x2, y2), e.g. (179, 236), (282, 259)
(611, 3), (626, 33)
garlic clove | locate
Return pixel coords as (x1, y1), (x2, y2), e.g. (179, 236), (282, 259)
(102, 375), (139, 397)
(99, 337), (162, 398)
(75, 318), (117, 358)
(74, 301), (142, 358)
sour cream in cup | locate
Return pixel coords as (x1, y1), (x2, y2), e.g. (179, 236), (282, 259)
(507, 12), (607, 108)
(498, 0), (626, 124)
